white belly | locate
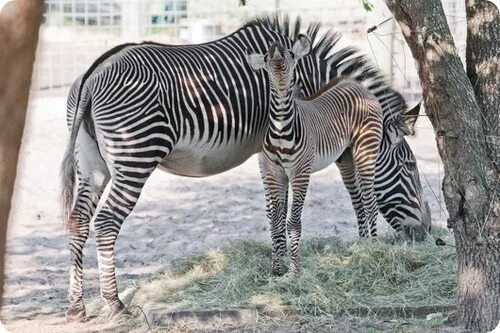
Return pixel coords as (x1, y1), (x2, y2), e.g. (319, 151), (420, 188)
(158, 138), (261, 177)
(311, 154), (339, 173)
(310, 140), (350, 174)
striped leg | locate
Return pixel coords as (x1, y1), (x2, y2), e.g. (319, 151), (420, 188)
(352, 125), (381, 238)
(94, 174), (154, 317)
(287, 173), (311, 276)
(88, 75), (173, 317)
(258, 154), (288, 276)
(336, 149), (366, 225)
(67, 131), (110, 320)
(355, 165), (378, 238)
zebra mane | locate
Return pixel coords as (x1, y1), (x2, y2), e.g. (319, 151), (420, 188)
(245, 15), (409, 121)
(245, 14), (339, 62)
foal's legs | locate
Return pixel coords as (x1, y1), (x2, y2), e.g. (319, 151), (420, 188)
(258, 154), (288, 276)
(352, 119), (382, 238)
(336, 149), (367, 230)
(287, 172), (311, 275)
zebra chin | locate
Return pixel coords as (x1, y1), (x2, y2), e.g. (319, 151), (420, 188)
(399, 201), (432, 241)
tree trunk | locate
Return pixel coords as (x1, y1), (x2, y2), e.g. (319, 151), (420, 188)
(465, 0), (499, 174)
(0, 0), (43, 306)
(383, 0), (500, 331)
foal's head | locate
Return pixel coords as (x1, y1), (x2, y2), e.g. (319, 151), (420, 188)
(246, 35), (311, 98)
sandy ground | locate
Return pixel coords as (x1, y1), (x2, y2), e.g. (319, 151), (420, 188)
(0, 97), (447, 331)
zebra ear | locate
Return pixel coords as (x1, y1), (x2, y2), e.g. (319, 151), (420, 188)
(245, 52), (266, 71)
(402, 101), (421, 136)
(292, 34), (311, 60)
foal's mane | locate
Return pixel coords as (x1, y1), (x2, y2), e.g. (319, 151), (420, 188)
(299, 77), (344, 101)
(245, 15), (409, 121)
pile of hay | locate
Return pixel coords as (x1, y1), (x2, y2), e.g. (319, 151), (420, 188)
(127, 228), (457, 316)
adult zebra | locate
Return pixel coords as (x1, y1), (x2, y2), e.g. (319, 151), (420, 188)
(61, 16), (430, 319)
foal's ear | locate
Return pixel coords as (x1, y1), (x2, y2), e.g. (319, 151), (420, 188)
(292, 34), (311, 60)
(245, 51), (266, 71)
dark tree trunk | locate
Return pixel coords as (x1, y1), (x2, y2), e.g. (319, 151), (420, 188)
(0, 0), (43, 307)
(383, 0), (500, 331)
(465, 0), (499, 173)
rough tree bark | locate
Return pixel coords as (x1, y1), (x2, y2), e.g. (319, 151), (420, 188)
(383, 0), (500, 331)
(0, 0), (43, 307)
(466, 0), (499, 171)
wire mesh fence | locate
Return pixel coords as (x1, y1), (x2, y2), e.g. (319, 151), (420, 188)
(32, 0), (466, 100)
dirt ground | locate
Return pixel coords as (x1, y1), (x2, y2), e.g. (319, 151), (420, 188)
(0, 97), (447, 332)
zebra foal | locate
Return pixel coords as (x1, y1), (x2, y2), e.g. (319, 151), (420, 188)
(247, 37), (383, 275)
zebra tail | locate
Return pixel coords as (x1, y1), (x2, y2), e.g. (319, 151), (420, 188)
(60, 135), (76, 223)
(60, 42), (138, 224)
(60, 87), (90, 223)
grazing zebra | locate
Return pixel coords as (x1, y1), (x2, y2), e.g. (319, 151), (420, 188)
(247, 38), (383, 275)
(61, 16), (430, 319)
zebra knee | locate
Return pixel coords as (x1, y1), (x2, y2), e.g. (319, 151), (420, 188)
(67, 217), (83, 237)
(94, 214), (120, 249)
(67, 214), (90, 240)
(287, 219), (302, 242)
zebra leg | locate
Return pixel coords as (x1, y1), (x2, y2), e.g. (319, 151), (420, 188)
(287, 173), (311, 276)
(356, 167), (378, 238)
(352, 135), (380, 238)
(336, 149), (367, 228)
(67, 131), (110, 320)
(93, 174), (156, 318)
(93, 144), (169, 316)
(258, 154), (288, 276)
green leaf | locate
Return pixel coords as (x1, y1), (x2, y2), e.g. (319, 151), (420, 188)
(361, 0), (374, 12)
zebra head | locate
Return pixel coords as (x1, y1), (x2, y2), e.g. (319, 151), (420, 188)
(381, 101), (432, 240)
(246, 35), (311, 101)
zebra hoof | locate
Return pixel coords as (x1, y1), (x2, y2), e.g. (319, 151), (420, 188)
(288, 264), (300, 277)
(108, 300), (130, 321)
(66, 305), (86, 321)
(394, 230), (407, 242)
(271, 263), (285, 276)
(403, 225), (428, 242)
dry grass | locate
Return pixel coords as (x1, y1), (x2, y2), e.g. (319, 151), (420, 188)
(126, 228), (457, 317)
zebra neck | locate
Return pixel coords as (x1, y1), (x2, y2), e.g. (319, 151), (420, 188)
(268, 89), (297, 144)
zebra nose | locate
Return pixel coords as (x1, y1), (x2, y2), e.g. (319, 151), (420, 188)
(269, 43), (277, 58)
(269, 42), (284, 60)
(276, 43), (285, 55)
(271, 50), (284, 60)
(273, 43), (285, 58)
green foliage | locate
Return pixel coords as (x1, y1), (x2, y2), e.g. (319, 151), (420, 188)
(361, 0), (374, 12)
(130, 228), (457, 316)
